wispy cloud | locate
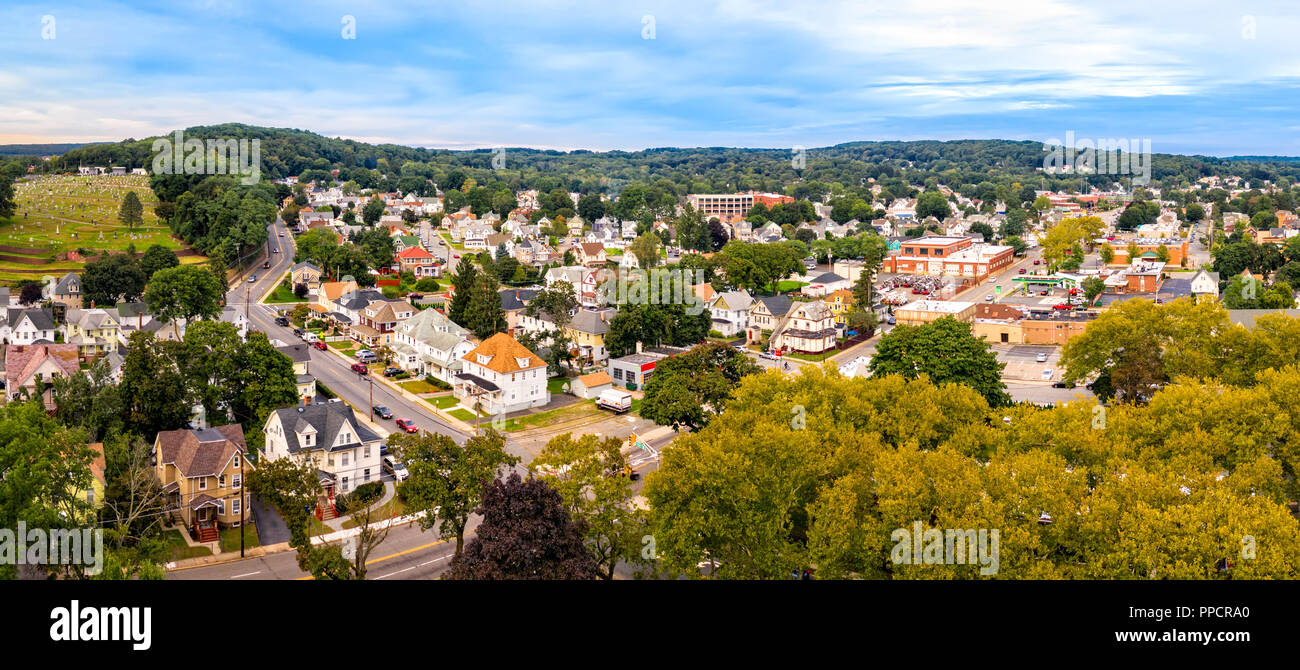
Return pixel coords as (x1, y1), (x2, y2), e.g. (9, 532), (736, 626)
(1, 0), (1298, 155)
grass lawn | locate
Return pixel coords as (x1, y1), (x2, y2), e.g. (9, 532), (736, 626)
(219, 525), (261, 553)
(265, 278), (305, 303)
(428, 395), (460, 409)
(163, 529), (213, 562)
(502, 400), (602, 432)
(784, 350), (837, 362)
(398, 379), (439, 394)
(329, 341), (355, 353)
(774, 280), (809, 292)
(448, 408), (478, 422)
(340, 497), (409, 529)
(309, 517), (334, 537)
(546, 377), (571, 395)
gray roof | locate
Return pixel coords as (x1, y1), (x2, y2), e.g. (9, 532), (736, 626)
(569, 309), (614, 335)
(755, 295), (794, 317)
(291, 261), (322, 273)
(54, 272), (80, 294)
(809, 272), (847, 284)
(1227, 309), (1300, 329)
(499, 289), (538, 312)
(270, 403), (381, 454)
(277, 343), (312, 363)
(8, 308), (55, 330)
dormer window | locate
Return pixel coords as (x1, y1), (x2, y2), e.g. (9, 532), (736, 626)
(515, 357), (531, 369)
(477, 354), (493, 365)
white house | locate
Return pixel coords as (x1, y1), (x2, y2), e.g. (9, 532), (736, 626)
(262, 402), (384, 498)
(453, 333), (550, 415)
(708, 290), (753, 337)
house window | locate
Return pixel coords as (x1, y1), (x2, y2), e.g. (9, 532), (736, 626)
(364, 468), (371, 482)
(232, 498), (241, 514)
(86, 489), (94, 505)
(218, 499), (225, 515)
(363, 445), (370, 458)
(341, 476), (349, 493)
(198, 477), (207, 490)
(232, 474), (241, 489)
(219, 475), (226, 488)
(342, 453), (349, 467)
(234, 455), (240, 468)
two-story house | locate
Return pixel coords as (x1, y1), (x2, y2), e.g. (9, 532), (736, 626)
(4, 308), (56, 345)
(396, 246), (438, 276)
(353, 299), (415, 348)
(566, 309), (615, 364)
(453, 333), (550, 415)
(262, 402), (383, 518)
(50, 272), (83, 309)
(154, 424), (251, 543)
(708, 290), (754, 337)
(771, 301), (838, 354)
(62, 308), (121, 358)
(391, 307), (473, 381)
(290, 262), (323, 295)
(578, 242), (607, 268)
(821, 289), (855, 328)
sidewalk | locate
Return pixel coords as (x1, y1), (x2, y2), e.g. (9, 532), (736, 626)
(320, 343), (481, 434)
(321, 480), (397, 531)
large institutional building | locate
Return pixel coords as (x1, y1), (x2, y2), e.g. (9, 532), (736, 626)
(882, 235), (1015, 280)
(686, 191), (794, 220)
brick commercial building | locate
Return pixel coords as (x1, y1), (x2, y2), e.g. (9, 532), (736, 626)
(687, 191), (793, 220)
(882, 235), (1015, 280)
(973, 304), (1095, 346)
(1109, 238), (1190, 267)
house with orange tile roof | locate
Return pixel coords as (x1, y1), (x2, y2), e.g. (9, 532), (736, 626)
(453, 332), (550, 415)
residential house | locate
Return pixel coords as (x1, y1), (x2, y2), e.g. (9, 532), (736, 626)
(453, 333), (550, 415)
(801, 272), (850, 297)
(391, 308), (473, 382)
(1189, 269), (1220, 301)
(745, 295), (795, 344)
(277, 343), (315, 404)
(579, 242), (608, 267)
(62, 308), (121, 358)
(290, 262), (323, 295)
(566, 308), (616, 364)
(263, 403), (383, 516)
(822, 289), (855, 328)
(396, 246), (439, 276)
(155, 424), (251, 542)
(3, 308), (56, 345)
(353, 299), (416, 348)
(708, 290), (753, 337)
(50, 273), (83, 309)
(499, 288), (539, 334)
(770, 301), (838, 354)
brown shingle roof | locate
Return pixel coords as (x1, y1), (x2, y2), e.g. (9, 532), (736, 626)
(155, 425), (248, 479)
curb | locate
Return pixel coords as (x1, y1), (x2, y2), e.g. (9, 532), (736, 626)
(166, 541), (294, 571)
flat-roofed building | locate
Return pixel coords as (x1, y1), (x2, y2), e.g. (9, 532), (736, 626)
(894, 299), (976, 326)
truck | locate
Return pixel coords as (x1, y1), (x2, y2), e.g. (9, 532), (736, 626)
(595, 389), (632, 413)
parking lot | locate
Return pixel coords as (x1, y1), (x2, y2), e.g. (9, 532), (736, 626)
(994, 344), (1062, 381)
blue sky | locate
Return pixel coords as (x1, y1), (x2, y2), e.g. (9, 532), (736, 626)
(2, 0), (1299, 156)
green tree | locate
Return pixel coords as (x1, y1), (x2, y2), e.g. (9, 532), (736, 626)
(144, 264), (224, 338)
(139, 244), (180, 279)
(82, 253), (147, 307)
(869, 317), (1010, 406)
(392, 428), (519, 557)
(118, 191), (144, 230)
(362, 197), (386, 226)
(641, 341), (761, 431)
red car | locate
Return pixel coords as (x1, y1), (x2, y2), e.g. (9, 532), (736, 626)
(395, 418), (418, 433)
(1018, 268), (1026, 274)
(313, 341), (327, 350)
(350, 362), (368, 374)
(1053, 303), (1072, 310)
(1033, 260), (1041, 265)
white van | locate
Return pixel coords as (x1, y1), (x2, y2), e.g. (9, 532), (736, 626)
(383, 456), (408, 482)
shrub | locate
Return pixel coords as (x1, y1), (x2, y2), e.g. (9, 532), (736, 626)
(415, 277), (439, 292)
(294, 282), (308, 299)
(626, 382), (638, 391)
(306, 319), (326, 330)
(424, 375), (452, 390)
(315, 380), (336, 399)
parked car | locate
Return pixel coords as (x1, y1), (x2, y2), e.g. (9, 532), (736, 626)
(274, 316), (290, 327)
(383, 367), (402, 377)
(1033, 260), (1041, 265)
(886, 316), (896, 325)
(312, 341), (327, 350)
(372, 405), (393, 420)
(350, 362), (369, 375)
(1036, 352), (1048, 362)
(383, 456), (408, 482)
(1018, 268), (1026, 274)
(759, 351), (778, 360)
(1052, 303), (1072, 310)
(985, 294), (994, 301)
(395, 418), (418, 433)
(292, 328), (306, 339)
(356, 350), (377, 363)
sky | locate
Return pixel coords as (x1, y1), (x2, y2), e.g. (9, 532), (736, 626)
(2, 0), (1299, 156)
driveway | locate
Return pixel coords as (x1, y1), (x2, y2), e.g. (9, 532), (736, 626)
(249, 494), (291, 546)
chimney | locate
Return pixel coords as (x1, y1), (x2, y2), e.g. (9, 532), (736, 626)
(636, 340), (643, 354)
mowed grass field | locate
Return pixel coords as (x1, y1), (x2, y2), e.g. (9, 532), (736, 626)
(0, 174), (204, 283)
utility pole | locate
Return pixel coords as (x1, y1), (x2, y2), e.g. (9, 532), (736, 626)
(368, 372), (373, 420)
(239, 464), (246, 557)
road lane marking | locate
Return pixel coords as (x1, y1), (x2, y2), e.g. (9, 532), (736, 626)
(230, 571), (262, 579)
